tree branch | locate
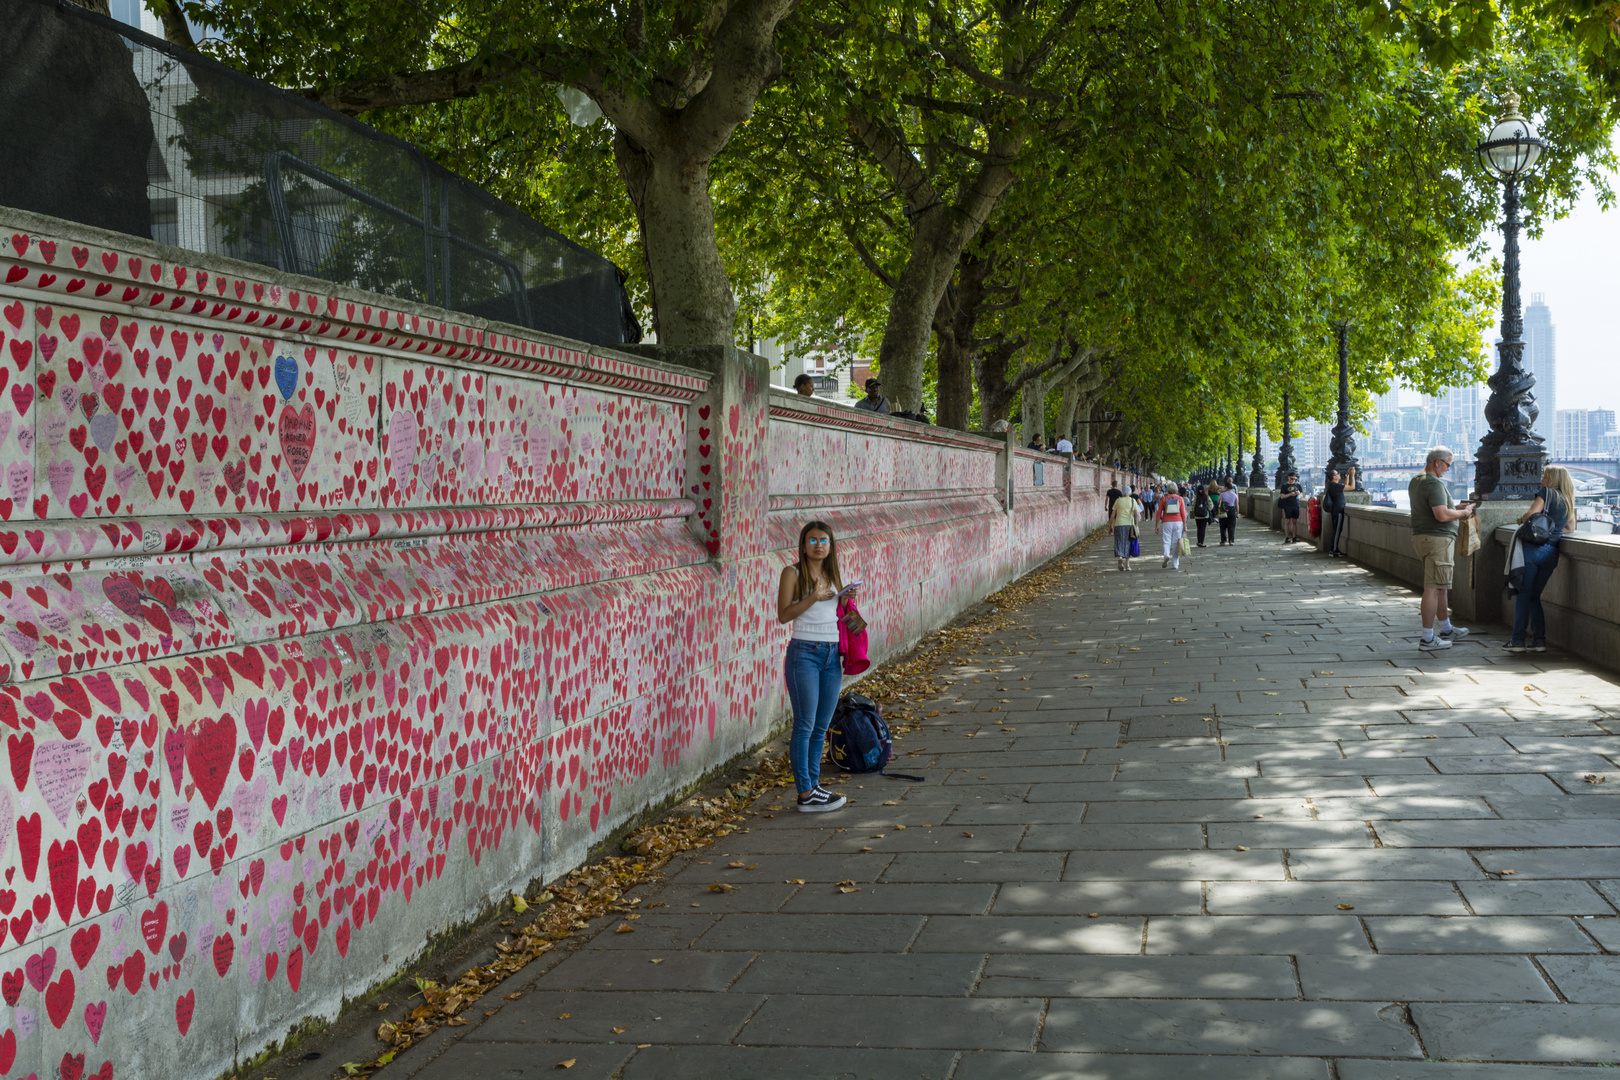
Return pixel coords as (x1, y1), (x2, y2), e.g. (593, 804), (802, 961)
(673, 0), (800, 159)
(848, 104), (942, 218)
(306, 54), (532, 115)
(841, 222), (899, 290)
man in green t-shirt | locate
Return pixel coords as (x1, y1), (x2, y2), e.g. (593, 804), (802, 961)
(1409, 446), (1475, 650)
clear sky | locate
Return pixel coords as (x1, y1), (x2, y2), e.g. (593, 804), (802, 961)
(1404, 133), (1620, 413)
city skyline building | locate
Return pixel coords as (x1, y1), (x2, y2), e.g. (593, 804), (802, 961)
(1524, 293), (1557, 440)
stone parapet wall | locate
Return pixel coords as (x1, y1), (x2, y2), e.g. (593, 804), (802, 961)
(0, 208), (1119, 1080)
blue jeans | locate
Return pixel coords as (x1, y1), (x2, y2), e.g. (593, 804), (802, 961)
(1511, 540), (1561, 645)
(785, 639), (842, 793)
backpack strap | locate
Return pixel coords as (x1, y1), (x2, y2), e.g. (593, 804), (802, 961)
(878, 768), (927, 782)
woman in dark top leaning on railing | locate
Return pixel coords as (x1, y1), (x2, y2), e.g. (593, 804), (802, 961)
(1322, 466), (1356, 557)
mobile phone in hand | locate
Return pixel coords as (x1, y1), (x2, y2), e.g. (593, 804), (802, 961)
(836, 581), (863, 598)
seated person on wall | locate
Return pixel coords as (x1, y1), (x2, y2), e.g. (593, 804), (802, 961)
(854, 379), (888, 414)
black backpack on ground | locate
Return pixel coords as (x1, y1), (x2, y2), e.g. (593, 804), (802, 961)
(827, 694), (925, 780)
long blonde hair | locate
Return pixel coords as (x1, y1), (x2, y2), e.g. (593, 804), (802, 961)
(794, 520), (844, 600)
(1543, 466), (1576, 518)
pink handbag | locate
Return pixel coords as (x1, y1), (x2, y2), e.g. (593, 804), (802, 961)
(837, 598), (870, 675)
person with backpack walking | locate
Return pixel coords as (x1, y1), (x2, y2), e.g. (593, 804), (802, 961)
(776, 521), (855, 811)
(1504, 466), (1577, 654)
(1156, 483), (1189, 569)
(1192, 483), (1213, 547)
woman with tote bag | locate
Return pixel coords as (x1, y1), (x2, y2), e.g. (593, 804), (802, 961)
(1111, 485), (1140, 572)
(1155, 484), (1188, 570)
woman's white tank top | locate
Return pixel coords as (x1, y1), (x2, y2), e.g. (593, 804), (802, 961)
(791, 597), (840, 642)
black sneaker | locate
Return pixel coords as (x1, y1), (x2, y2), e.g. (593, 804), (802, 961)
(796, 790), (847, 813)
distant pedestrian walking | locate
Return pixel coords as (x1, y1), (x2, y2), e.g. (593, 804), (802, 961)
(1156, 484), (1188, 569)
(1218, 483), (1238, 544)
(1111, 486), (1140, 571)
(1192, 483), (1213, 547)
(1504, 466), (1576, 654)
(1106, 477), (1124, 512)
(1277, 471), (1304, 543)
(1408, 447), (1474, 650)
(1322, 466), (1356, 556)
(777, 521), (855, 811)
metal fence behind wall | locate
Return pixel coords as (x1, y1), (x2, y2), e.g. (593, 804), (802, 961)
(0, 0), (640, 346)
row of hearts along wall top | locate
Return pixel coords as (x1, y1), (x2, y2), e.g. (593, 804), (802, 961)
(0, 206), (1109, 1080)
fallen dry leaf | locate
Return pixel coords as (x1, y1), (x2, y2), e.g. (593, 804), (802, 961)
(706, 883), (735, 893)
(1585, 774), (1607, 784)
(859, 846), (874, 852)
(1494, 869), (1518, 876)
(882, 800), (900, 806)
(727, 861), (745, 869)
(649, 959), (664, 964)
(615, 923), (636, 933)
(1087, 912), (1101, 918)
(870, 834), (886, 839)
(1337, 904), (1355, 910)
(785, 878), (806, 884)
(556, 1060), (576, 1070)
(1234, 846), (1250, 852)
(926, 710), (940, 717)
(504, 992), (523, 1000)
(894, 824), (907, 830)
(558, 1013), (572, 1020)
(962, 832), (975, 838)
(837, 886), (861, 894)
(612, 1027), (628, 1034)
(1170, 697), (1188, 703)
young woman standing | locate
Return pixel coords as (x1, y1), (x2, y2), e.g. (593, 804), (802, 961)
(777, 521), (854, 811)
(1322, 466), (1356, 556)
(1192, 483), (1212, 547)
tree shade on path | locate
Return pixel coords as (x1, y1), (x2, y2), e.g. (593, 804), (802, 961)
(337, 517), (1620, 1078)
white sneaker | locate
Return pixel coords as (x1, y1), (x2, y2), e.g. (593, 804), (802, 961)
(1439, 626), (1470, 641)
(1418, 636), (1453, 650)
(796, 790), (847, 813)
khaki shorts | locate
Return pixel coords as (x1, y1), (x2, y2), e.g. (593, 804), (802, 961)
(1412, 533), (1455, 590)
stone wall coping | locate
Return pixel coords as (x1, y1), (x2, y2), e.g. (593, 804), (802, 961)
(1, 205), (708, 403)
(767, 389), (1002, 451)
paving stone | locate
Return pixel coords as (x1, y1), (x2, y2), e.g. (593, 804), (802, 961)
(1536, 955), (1620, 1003)
(533, 950), (754, 991)
(994, 881), (1204, 915)
(1143, 915), (1372, 955)
(646, 883), (800, 913)
(695, 913), (924, 952)
(1287, 849), (1485, 880)
(582, 913), (717, 950)
(739, 994), (1043, 1049)
(410, 1042), (635, 1080)
(1079, 798), (1311, 823)
(946, 803), (1089, 826)
(879, 852), (1064, 881)
(728, 951), (985, 996)
(1296, 954), (1557, 1001)
(464, 990), (763, 1044)
(949, 765), (1116, 785)
(1027, 779), (1253, 802)
(667, 853), (893, 883)
(896, 783), (1034, 803)
(1458, 880), (1617, 915)
(1206, 821), (1375, 848)
(1022, 823), (1206, 849)
(1207, 881), (1469, 915)
(1337, 1061), (1620, 1079)
(1457, 849), (1620, 879)
(1364, 917), (1599, 954)
(954, 1051), (1330, 1079)
(1411, 1002), (1620, 1061)
(820, 825), (1027, 853)
(976, 954), (1297, 997)
(1375, 820), (1620, 848)
(911, 915), (1145, 954)
(1038, 999), (1422, 1056)
(1111, 762), (1260, 779)
(1366, 774), (1567, 797)
(780, 882), (997, 914)
(621, 1046), (956, 1079)
(1057, 850), (1283, 881)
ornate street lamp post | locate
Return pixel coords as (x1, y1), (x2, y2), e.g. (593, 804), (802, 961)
(1276, 392), (1295, 484)
(1474, 87), (1549, 500)
(1329, 321), (1360, 478)
(1249, 410), (1266, 487)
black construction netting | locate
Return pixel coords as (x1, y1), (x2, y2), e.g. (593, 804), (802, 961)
(0, 0), (641, 346)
